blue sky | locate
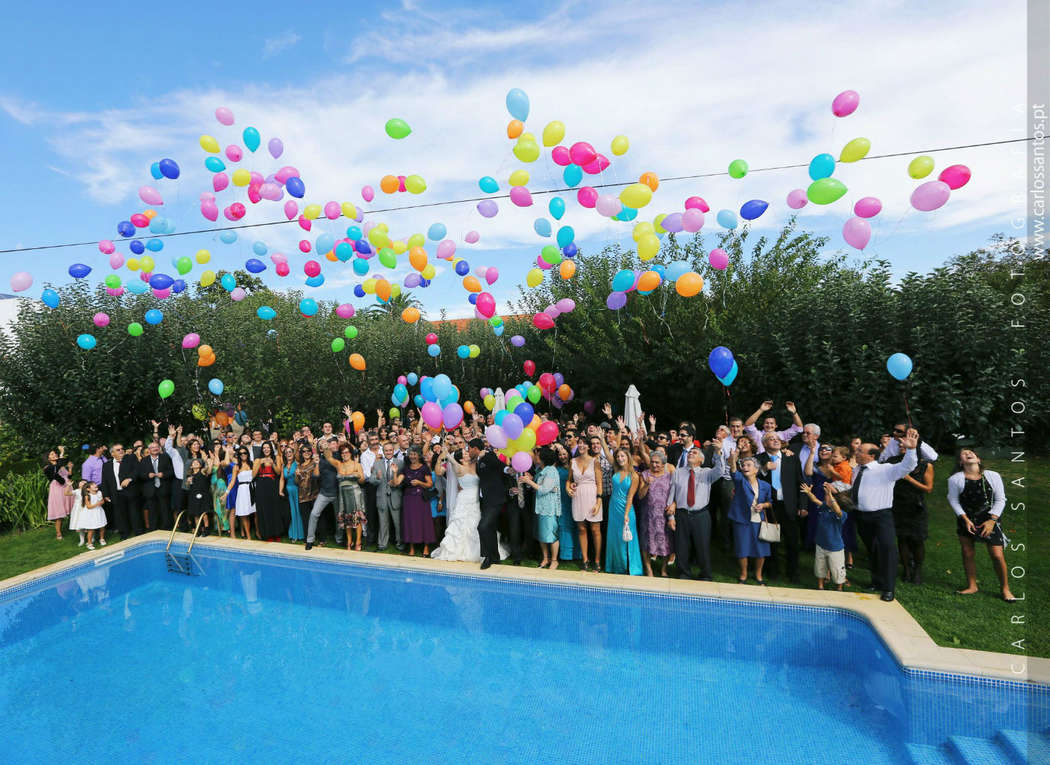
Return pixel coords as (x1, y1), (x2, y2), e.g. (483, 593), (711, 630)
(0, 0), (1030, 320)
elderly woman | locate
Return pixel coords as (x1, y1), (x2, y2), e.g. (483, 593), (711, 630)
(636, 448), (675, 577)
(520, 446), (561, 569)
(728, 450), (773, 584)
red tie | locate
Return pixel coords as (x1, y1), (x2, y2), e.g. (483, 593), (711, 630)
(687, 469), (695, 507)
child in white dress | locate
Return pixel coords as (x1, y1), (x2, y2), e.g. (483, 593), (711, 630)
(77, 482), (108, 550)
(67, 481), (86, 547)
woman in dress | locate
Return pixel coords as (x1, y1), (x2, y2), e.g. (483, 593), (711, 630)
(325, 443), (367, 551)
(948, 449), (1015, 601)
(735, 434), (758, 461)
(279, 446), (304, 541)
(222, 448), (256, 540)
(567, 439), (603, 571)
(295, 445), (319, 545)
(604, 448), (642, 575)
(430, 445), (483, 562)
(209, 445), (231, 536)
(253, 441), (288, 542)
(520, 447), (561, 569)
(893, 441), (934, 584)
(185, 459), (212, 535)
(636, 448), (674, 577)
(43, 447), (70, 539)
(400, 447), (435, 556)
(222, 446), (239, 537)
(554, 444), (578, 563)
(728, 451), (773, 583)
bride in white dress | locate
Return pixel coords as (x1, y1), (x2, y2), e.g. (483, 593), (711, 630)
(431, 447), (507, 562)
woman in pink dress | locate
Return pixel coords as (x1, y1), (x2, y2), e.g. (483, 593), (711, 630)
(567, 441), (603, 572)
(43, 446), (70, 539)
(637, 448), (675, 576)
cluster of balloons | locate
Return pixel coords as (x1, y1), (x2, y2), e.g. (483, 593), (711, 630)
(418, 374), (466, 430)
(707, 346), (738, 387)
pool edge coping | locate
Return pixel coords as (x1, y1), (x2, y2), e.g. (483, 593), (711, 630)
(3, 531), (1045, 686)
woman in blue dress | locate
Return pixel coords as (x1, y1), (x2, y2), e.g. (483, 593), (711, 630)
(280, 445), (304, 541)
(554, 444), (578, 562)
(604, 448), (642, 575)
(728, 450), (773, 584)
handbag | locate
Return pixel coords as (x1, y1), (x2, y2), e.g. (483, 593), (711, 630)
(758, 508), (780, 543)
(622, 526), (633, 542)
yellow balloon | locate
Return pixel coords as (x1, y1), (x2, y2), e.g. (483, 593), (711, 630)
(421, 264), (436, 280)
(526, 268), (543, 287)
(195, 249), (211, 264)
(839, 137), (871, 163)
(407, 233), (425, 248)
(653, 213), (667, 234)
(637, 234), (660, 261)
(611, 135), (629, 156)
(368, 227), (389, 247)
(632, 221), (655, 242)
(468, 344), (480, 358)
(376, 222), (389, 232)
(303, 204), (321, 220)
(484, 394), (495, 411)
(231, 168), (251, 187)
(541, 120), (565, 147)
(126, 258), (141, 272)
(362, 278), (377, 294)
(513, 140), (540, 163)
(908, 155), (935, 179)
(405, 175), (426, 194)
(200, 270), (216, 287)
(508, 170), (530, 187)
(520, 132), (536, 143)
(199, 135), (220, 153)
(619, 182), (653, 209)
(390, 283), (402, 298)
(392, 239), (408, 254)
(140, 255), (155, 272)
(341, 202), (357, 219)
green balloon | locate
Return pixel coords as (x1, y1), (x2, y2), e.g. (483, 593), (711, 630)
(331, 338), (346, 353)
(158, 379), (175, 399)
(378, 247), (397, 269)
(527, 385), (542, 404)
(541, 245), (562, 265)
(807, 177), (848, 205)
(344, 325), (358, 340)
(127, 322), (144, 336)
(176, 256), (193, 275)
(488, 316), (502, 327)
(728, 159), (748, 179)
(104, 274), (122, 288)
(385, 118), (412, 140)
(389, 407), (400, 420)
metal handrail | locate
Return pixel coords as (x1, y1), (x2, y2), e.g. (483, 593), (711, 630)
(187, 514), (206, 554)
(166, 512), (186, 552)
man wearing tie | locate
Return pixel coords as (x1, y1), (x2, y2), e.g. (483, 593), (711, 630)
(101, 443), (139, 539)
(758, 434), (805, 582)
(369, 442), (404, 551)
(666, 442), (725, 580)
(360, 433), (383, 547)
(852, 428), (920, 601)
(137, 441), (174, 530)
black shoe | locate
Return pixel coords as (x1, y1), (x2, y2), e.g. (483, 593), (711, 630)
(880, 591), (895, 602)
(911, 566), (922, 585)
(396, 543), (406, 552)
(513, 559), (522, 566)
(480, 557), (492, 570)
(305, 542), (313, 551)
(377, 546), (388, 552)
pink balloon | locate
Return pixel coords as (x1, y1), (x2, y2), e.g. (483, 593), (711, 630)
(485, 267), (499, 285)
(298, 216), (312, 231)
(510, 452), (533, 472)
(259, 182), (282, 201)
(536, 421), (559, 446)
(304, 260), (321, 277)
(92, 312), (110, 328)
(938, 165), (971, 190)
(247, 185), (262, 204)
(509, 187), (533, 207)
(577, 186), (598, 208)
(555, 297), (575, 313)
(249, 171), (264, 186)
(98, 240), (115, 254)
(544, 305), (561, 319)
(853, 196), (882, 218)
(336, 303), (355, 318)
(465, 230), (479, 244)
(684, 196), (709, 212)
(299, 240), (311, 253)
(324, 201), (341, 219)
(152, 288), (171, 300)
(582, 154), (610, 175)
(284, 201), (299, 220)
(224, 145), (242, 162)
(270, 253), (287, 264)
(398, 175), (407, 192)
(130, 213), (149, 228)
(682, 209), (705, 232)
(533, 312), (555, 330)
(140, 271), (151, 283)
(138, 186), (163, 205)
(182, 333), (201, 349)
(212, 173), (229, 192)
(708, 248), (729, 270)
(437, 239), (456, 259)
(268, 138), (284, 159)
(425, 333), (438, 345)
(109, 253), (125, 269)
(786, 189), (808, 209)
(569, 142), (597, 166)
(551, 146), (571, 166)
(910, 181), (951, 212)
(227, 202), (245, 220)
(215, 106), (234, 126)
(201, 202), (218, 221)
(276, 262), (290, 277)
(230, 287), (246, 301)
(832, 90), (860, 117)
(476, 292), (496, 318)
(596, 195), (621, 217)
(361, 185), (375, 202)
(106, 287), (125, 297)
(200, 191), (215, 202)
(536, 255), (552, 270)
(421, 401), (443, 429)
(842, 216), (872, 250)
(275, 166), (300, 184)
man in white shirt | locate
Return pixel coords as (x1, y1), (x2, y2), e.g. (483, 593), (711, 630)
(360, 432), (383, 547)
(852, 428), (920, 602)
(369, 442), (404, 550)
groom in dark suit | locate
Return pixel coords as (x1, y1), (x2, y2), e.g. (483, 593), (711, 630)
(471, 438), (507, 570)
(101, 443), (140, 539)
(758, 433), (805, 582)
(137, 441), (175, 531)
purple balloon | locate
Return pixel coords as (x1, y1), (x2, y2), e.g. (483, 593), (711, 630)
(268, 138), (284, 159)
(910, 181), (951, 212)
(477, 200), (499, 218)
(442, 402), (464, 429)
(510, 451), (533, 472)
(786, 189), (808, 209)
(583, 400), (596, 414)
(503, 413), (524, 440)
(555, 297), (576, 313)
(553, 373), (564, 387)
(404, 273), (422, 288)
(662, 212), (684, 232)
(510, 335), (525, 347)
(606, 291), (627, 310)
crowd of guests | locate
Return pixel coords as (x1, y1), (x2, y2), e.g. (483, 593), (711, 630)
(41, 398), (1017, 603)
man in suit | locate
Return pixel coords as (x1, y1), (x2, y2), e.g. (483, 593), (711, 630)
(758, 433), (805, 582)
(666, 442), (725, 580)
(137, 441), (174, 530)
(472, 437), (507, 570)
(360, 432), (383, 547)
(369, 442), (403, 551)
(101, 443), (140, 539)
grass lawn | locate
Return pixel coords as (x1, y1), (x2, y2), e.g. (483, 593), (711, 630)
(2, 457), (1045, 658)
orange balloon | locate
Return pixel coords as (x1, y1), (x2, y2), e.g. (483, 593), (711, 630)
(639, 172), (660, 191)
(380, 175), (399, 194)
(197, 354), (216, 367)
(351, 411), (365, 431)
(143, 209), (158, 220)
(529, 415), (541, 429)
(464, 400), (475, 415)
(507, 119), (524, 139)
(559, 260), (576, 279)
(214, 411), (229, 426)
(675, 272), (704, 297)
(197, 345), (213, 357)
(326, 250), (338, 262)
(462, 275), (481, 293)
(348, 353), (366, 371)
(557, 383), (572, 400)
(376, 278), (391, 302)
(408, 246), (428, 271)
(401, 307), (420, 324)
(637, 270), (661, 292)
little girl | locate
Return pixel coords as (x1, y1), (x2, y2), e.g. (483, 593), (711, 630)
(68, 480), (86, 547)
(186, 459), (211, 535)
(78, 482), (108, 550)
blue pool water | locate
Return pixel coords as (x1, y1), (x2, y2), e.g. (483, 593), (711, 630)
(0, 543), (1045, 764)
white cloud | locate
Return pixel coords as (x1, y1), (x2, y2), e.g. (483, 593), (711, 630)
(262, 31), (301, 59)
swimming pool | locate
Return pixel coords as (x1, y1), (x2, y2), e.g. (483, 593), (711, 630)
(1, 541), (1045, 764)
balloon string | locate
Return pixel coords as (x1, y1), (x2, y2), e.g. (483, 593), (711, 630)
(723, 385), (731, 426)
(902, 386), (913, 429)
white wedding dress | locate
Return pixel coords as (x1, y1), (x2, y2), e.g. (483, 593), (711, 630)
(431, 473), (508, 562)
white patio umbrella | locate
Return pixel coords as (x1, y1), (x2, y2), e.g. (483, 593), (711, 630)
(624, 384), (642, 435)
(494, 387), (506, 413)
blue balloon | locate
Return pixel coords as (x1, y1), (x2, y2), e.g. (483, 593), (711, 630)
(316, 233), (336, 255)
(407, 372), (418, 386)
(562, 242), (578, 258)
(413, 394), (425, 407)
(533, 218), (551, 237)
(336, 242), (353, 261)
(204, 156), (226, 173)
(158, 158), (180, 179)
(563, 164), (583, 187)
(243, 127), (260, 153)
(494, 410), (507, 426)
(615, 207), (638, 221)
(76, 334), (97, 350)
(354, 240), (372, 255)
(346, 225), (362, 240)
(353, 285), (366, 298)
(419, 278), (431, 288)
(245, 258), (266, 273)
(455, 260), (470, 276)
(421, 376), (436, 400)
(129, 240), (145, 255)
(707, 346), (734, 378)
(208, 378), (225, 395)
(146, 238), (163, 252)
(286, 176), (305, 198)
(718, 360), (739, 387)
(266, 329), (278, 339)
(611, 269), (634, 292)
(252, 241), (268, 256)
(653, 264), (666, 280)
(220, 273), (236, 292)
(352, 258), (370, 276)
(478, 176), (499, 193)
(493, 324), (504, 337)
(144, 309), (164, 325)
(886, 353), (913, 381)
(219, 230), (238, 244)
(149, 162), (163, 180)
(432, 373), (452, 400)
(468, 293), (478, 305)
(126, 280), (148, 295)
(41, 289), (60, 309)
(257, 306), (276, 320)
(305, 274), (325, 288)
(514, 401), (534, 423)
(739, 199), (769, 221)
(716, 209), (738, 229)
(506, 88), (530, 121)
(393, 383), (408, 401)
(117, 221), (135, 238)
(457, 345), (470, 359)
(666, 260), (690, 281)
(171, 279), (187, 294)
(808, 153), (836, 181)
(556, 225), (575, 248)
(427, 222), (447, 241)
(68, 263), (91, 279)
(149, 273), (174, 290)
(299, 298), (318, 316)
(549, 197), (566, 220)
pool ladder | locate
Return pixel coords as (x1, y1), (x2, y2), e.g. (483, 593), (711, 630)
(165, 512), (205, 576)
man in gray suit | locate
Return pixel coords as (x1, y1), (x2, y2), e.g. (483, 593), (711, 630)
(370, 442), (404, 551)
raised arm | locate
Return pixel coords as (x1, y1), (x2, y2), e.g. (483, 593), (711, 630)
(744, 399), (772, 428)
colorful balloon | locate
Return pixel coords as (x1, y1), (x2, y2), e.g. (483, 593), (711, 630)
(910, 181), (951, 212)
(832, 90), (860, 117)
(385, 118), (412, 139)
(842, 217), (872, 250)
(886, 353), (913, 381)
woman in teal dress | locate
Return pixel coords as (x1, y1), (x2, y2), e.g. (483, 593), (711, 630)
(280, 446), (304, 541)
(555, 444), (578, 562)
(520, 447), (562, 569)
(605, 447), (643, 575)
